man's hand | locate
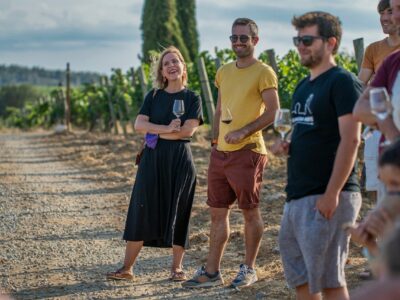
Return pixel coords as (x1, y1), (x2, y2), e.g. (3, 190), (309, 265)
(224, 129), (247, 144)
(365, 207), (394, 238)
(346, 222), (377, 249)
(316, 193), (339, 220)
(270, 138), (290, 156)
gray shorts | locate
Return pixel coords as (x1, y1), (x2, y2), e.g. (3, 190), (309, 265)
(278, 191), (362, 294)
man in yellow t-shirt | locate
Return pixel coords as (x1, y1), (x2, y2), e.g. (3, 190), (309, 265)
(183, 17), (279, 289)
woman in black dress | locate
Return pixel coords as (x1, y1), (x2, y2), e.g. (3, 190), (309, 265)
(107, 46), (203, 281)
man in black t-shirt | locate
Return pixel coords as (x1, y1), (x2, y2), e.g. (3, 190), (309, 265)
(271, 11), (362, 300)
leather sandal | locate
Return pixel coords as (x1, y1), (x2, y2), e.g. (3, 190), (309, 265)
(169, 270), (187, 281)
(106, 267), (134, 281)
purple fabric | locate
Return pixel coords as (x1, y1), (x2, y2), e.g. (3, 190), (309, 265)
(371, 50), (400, 94)
(145, 133), (158, 149)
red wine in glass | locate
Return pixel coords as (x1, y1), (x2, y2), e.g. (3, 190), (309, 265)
(221, 108), (232, 124)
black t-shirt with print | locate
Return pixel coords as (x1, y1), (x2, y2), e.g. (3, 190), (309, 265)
(286, 66), (362, 201)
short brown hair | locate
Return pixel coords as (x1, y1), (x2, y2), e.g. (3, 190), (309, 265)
(378, 0), (391, 12)
(379, 139), (400, 169)
(151, 46), (187, 90)
(232, 18), (258, 36)
(292, 11), (342, 54)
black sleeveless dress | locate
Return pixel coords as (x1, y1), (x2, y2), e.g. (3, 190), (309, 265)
(123, 88), (203, 248)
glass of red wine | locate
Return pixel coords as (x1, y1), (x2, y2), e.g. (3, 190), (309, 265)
(221, 108), (232, 124)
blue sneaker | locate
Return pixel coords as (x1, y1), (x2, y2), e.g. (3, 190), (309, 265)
(182, 266), (224, 288)
(230, 264), (258, 288)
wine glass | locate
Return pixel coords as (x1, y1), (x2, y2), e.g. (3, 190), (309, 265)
(221, 108), (233, 124)
(274, 109), (292, 140)
(369, 87), (391, 120)
(173, 99), (185, 118)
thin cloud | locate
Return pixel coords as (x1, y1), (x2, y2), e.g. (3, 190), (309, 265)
(0, 0), (386, 73)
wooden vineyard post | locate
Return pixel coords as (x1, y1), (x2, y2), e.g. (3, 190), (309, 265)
(353, 38), (364, 72)
(197, 56), (215, 125)
(138, 65), (148, 100)
(65, 62), (71, 132)
(103, 77), (118, 135)
(265, 49), (278, 74)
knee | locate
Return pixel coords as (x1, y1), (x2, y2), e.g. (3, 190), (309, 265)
(242, 209), (262, 224)
(209, 208), (229, 224)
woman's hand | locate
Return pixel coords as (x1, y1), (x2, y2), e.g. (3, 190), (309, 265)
(167, 119), (181, 133)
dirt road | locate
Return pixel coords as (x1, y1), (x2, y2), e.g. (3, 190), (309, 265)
(0, 131), (369, 299)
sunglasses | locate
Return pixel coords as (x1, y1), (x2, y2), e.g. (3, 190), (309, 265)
(293, 35), (326, 47)
(229, 35), (253, 43)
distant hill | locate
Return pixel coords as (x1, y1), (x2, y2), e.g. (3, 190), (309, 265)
(0, 64), (103, 87)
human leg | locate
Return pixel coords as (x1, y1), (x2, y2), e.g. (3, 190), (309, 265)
(182, 149), (233, 288)
(242, 208), (263, 268)
(107, 240), (143, 280)
(229, 209), (263, 288)
(323, 286), (349, 300)
(123, 240), (144, 270)
(169, 245), (187, 281)
(171, 245), (185, 272)
(206, 207), (230, 274)
(182, 207), (229, 288)
(295, 283), (322, 300)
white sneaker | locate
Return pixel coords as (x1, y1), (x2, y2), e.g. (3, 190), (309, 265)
(182, 266), (224, 288)
(230, 264), (258, 288)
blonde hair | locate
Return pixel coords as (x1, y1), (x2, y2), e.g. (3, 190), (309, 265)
(151, 46), (188, 90)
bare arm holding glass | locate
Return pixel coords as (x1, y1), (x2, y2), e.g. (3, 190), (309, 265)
(134, 115), (181, 135)
(270, 109), (292, 156)
(354, 86), (400, 141)
(160, 98), (200, 139)
(224, 88), (279, 144)
(160, 119), (200, 140)
(353, 86), (378, 126)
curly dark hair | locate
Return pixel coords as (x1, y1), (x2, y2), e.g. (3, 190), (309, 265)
(292, 11), (342, 54)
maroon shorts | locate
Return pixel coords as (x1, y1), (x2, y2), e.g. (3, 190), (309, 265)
(207, 148), (268, 209)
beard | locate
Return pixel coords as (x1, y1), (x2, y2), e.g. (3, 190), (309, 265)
(300, 44), (325, 68)
(233, 45), (253, 59)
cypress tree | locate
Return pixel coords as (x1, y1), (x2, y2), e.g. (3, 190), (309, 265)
(141, 0), (190, 62)
(176, 0), (199, 62)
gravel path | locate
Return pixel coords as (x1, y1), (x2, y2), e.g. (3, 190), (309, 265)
(0, 132), (257, 299)
(0, 131), (368, 299)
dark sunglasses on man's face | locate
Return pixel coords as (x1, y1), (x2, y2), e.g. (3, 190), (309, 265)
(293, 35), (326, 47)
(229, 34), (253, 43)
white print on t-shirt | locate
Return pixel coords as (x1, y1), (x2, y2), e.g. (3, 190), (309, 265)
(392, 71), (400, 130)
(292, 93), (314, 125)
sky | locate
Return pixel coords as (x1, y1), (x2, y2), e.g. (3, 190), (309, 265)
(0, 0), (385, 74)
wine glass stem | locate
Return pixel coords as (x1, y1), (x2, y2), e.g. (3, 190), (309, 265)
(280, 133), (286, 141)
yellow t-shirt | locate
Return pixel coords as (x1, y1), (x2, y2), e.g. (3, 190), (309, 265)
(362, 38), (400, 72)
(215, 60), (278, 154)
